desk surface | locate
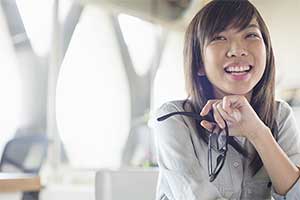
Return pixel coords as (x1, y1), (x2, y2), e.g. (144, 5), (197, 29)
(0, 173), (41, 192)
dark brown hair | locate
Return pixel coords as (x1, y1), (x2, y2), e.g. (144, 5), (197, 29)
(183, 0), (277, 176)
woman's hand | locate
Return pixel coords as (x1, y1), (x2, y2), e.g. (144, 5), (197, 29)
(200, 95), (268, 140)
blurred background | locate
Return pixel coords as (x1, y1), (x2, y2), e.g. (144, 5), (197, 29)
(0, 0), (299, 199)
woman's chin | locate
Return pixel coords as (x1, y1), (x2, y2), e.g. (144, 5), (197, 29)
(221, 87), (252, 96)
(213, 85), (253, 99)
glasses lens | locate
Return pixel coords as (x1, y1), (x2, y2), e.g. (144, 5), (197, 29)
(209, 132), (227, 152)
(208, 131), (227, 182)
(208, 148), (212, 174)
(209, 153), (225, 182)
(217, 130), (227, 151)
(214, 154), (225, 173)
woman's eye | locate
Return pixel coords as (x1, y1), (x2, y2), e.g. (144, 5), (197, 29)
(212, 36), (226, 41)
(246, 33), (260, 38)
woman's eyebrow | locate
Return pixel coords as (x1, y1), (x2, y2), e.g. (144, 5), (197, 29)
(245, 24), (260, 30)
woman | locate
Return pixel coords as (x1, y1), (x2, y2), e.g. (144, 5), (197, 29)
(151, 0), (300, 199)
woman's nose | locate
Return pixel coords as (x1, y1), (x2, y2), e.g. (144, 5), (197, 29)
(226, 42), (248, 57)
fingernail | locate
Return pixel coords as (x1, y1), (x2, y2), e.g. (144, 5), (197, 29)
(200, 121), (205, 127)
(220, 123), (225, 129)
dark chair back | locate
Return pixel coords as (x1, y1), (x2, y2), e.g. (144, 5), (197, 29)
(0, 134), (48, 200)
(0, 134), (48, 173)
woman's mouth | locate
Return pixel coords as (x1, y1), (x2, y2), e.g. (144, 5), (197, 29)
(224, 65), (253, 81)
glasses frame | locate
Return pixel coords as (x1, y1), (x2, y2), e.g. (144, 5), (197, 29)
(157, 111), (229, 182)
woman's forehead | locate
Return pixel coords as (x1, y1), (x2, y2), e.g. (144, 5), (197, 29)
(230, 18), (260, 31)
(225, 18), (260, 33)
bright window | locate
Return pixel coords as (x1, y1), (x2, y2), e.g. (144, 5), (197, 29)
(56, 6), (130, 168)
(16, 0), (72, 56)
(0, 10), (22, 154)
(152, 31), (187, 111)
(118, 14), (157, 76)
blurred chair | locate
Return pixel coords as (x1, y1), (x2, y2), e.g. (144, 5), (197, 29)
(95, 168), (158, 200)
(0, 134), (48, 200)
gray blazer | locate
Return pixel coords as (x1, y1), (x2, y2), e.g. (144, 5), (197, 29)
(150, 100), (300, 200)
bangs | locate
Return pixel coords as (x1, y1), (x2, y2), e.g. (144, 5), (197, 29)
(199, 0), (255, 43)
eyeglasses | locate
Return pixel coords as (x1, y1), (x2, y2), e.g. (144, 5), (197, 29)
(208, 121), (228, 182)
(157, 111), (229, 182)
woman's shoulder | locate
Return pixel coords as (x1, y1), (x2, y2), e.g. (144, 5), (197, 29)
(275, 99), (298, 135)
(275, 99), (293, 121)
(156, 100), (187, 114)
(148, 99), (190, 129)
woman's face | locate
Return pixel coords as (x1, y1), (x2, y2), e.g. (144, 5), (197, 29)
(202, 18), (266, 99)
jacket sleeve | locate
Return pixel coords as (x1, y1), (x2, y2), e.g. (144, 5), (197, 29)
(271, 101), (300, 200)
(151, 102), (222, 200)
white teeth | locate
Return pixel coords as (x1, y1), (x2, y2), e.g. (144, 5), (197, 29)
(225, 65), (251, 72)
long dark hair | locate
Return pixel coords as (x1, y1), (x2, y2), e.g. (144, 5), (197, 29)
(183, 0), (278, 176)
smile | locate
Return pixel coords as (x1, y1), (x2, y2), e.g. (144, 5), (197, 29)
(224, 65), (253, 73)
(224, 65), (253, 81)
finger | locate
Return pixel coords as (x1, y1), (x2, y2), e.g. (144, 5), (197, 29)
(200, 120), (216, 132)
(216, 103), (236, 123)
(222, 96), (233, 115)
(212, 102), (226, 129)
(201, 120), (222, 134)
(200, 99), (218, 116)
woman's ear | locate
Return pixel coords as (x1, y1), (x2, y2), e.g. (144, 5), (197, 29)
(197, 67), (206, 76)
